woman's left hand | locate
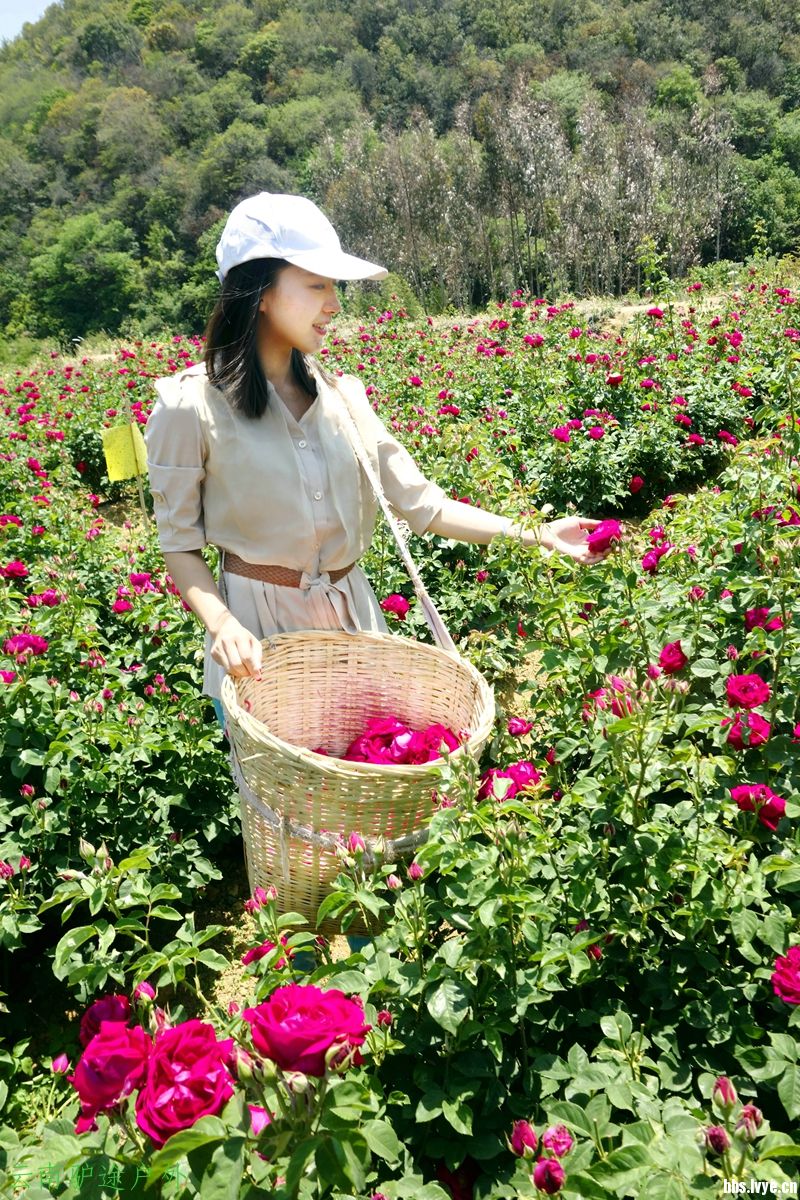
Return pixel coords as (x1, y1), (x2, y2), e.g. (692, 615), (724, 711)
(538, 517), (609, 564)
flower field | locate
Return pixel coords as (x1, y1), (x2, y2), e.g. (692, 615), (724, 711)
(1, 266), (800, 1197)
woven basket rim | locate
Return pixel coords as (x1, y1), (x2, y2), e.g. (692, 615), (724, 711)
(220, 628), (495, 781)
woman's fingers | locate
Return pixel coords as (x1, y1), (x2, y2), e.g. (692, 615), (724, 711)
(211, 621), (263, 678)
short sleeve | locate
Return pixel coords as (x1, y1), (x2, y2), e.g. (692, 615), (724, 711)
(145, 375), (207, 552)
(341, 378), (446, 536)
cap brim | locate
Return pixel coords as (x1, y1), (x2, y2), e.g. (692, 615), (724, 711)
(284, 248), (388, 281)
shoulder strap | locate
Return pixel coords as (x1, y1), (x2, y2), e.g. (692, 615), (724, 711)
(333, 379), (457, 655)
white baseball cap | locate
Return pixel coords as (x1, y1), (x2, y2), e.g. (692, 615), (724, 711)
(215, 192), (388, 283)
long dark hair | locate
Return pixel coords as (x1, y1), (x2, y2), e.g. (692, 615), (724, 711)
(203, 258), (319, 419)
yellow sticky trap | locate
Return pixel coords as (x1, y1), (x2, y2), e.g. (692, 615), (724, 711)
(101, 423), (147, 482)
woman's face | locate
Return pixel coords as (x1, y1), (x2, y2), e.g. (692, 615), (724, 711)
(258, 265), (341, 356)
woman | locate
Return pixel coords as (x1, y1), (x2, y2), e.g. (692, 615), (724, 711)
(145, 192), (607, 714)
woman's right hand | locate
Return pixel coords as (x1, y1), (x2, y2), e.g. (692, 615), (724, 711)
(209, 613), (263, 679)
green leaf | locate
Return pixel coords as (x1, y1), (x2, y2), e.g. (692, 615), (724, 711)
(361, 1119), (401, 1163)
(415, 1088), (444, 1122)
(590, 1143), (651, 1182)
(639, 1171), (690, 1200)
(150, 905), (183, 920)
(600, 1010), (633, 1044)
(284, 1135), (321, 1195)
(194, 949), (230, 972)
(322, 969), (370, 995)
(689, 658), (719, 677)
(147, 1116), (227, 1182)
(442, 1096), (473, 1135)
(197, 1134), (246, 1200)
(425, 977), (470, 1035)
(759, 1144), (800, 1160)
(730, 908), (758, 946)
(546, 1101), (595, 1137)
(778, 1063), (800, 1120)
(53, 924), (103, 977)
(315, 1132), (367, 1194)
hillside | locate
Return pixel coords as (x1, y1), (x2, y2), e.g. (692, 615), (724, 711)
(1, 0), (800, 339)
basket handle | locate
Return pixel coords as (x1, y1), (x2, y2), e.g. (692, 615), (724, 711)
(334, 380), (457, 654)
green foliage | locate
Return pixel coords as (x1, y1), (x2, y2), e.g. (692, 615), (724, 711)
(26, 213), (144, 341)
(655, 65), (701, 110)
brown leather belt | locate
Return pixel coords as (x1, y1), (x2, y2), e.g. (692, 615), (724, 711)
(223, 551), (354, 588)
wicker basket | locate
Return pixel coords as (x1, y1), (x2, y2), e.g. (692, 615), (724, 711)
(221, 629), (494, 933)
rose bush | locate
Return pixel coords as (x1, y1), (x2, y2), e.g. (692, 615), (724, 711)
(3, 269), (800, 1196)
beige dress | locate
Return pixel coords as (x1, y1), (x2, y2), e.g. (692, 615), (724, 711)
(145, 362), (446, 699)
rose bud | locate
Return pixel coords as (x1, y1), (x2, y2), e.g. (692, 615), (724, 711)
(51, 1053), (70, 1075)
(735, 1103), (763, 1143)
(408, 862), (423, 881)
(711, 1076), (738, 1114)
(386, 874), (402, 890)
(377, 1010), (393, 1028)
(541, 1125), (574, 1157)
(509, 1119), (538, 1159)
(134, 981), (156, 1003)
(347, 832), (366, 854)
(532, 1156), (566, 1193)
(703, 1125), (731, 1155)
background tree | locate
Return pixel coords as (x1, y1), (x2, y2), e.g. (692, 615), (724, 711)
(26, 213), (144, 341)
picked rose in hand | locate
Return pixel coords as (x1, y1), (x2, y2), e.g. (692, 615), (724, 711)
(244, 983), (371, 1077)
(585, 519), (622, 554)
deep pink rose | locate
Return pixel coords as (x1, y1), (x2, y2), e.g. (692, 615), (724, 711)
(658, 640), (688, 675)
(722, 712), (771, 750)
(70, 1021), (152, 1122)
(243, 984), (371, 1077)
(343, 716), (459, 765)
(135, 1020), (235, 1147)
(744, 607), (783, 632)
(79, 994), (131, 1047)
(379, 593), (410, 619)
(532, 1156), (566, 1193)
(726, 674), (771, 709)
(1, 560), (28, 579)
(479, 760), (543, 801)
(629, 475), (644, 493)
(541, 1125), (574, 1157)
(585, 519), (622, 553)
(731, 784), (786, 831)
(772, 945), (800, 1004)
(241, 935), (292, 968)
(509, 1120), (538, 1158)
(508, 717), (534, 736)
(641, 543), (671, 574)
(249, 1104), (272, 1136)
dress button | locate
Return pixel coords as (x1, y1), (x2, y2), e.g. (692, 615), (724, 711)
(298, 440), (307, 448)
(314, 491), (323, 500)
